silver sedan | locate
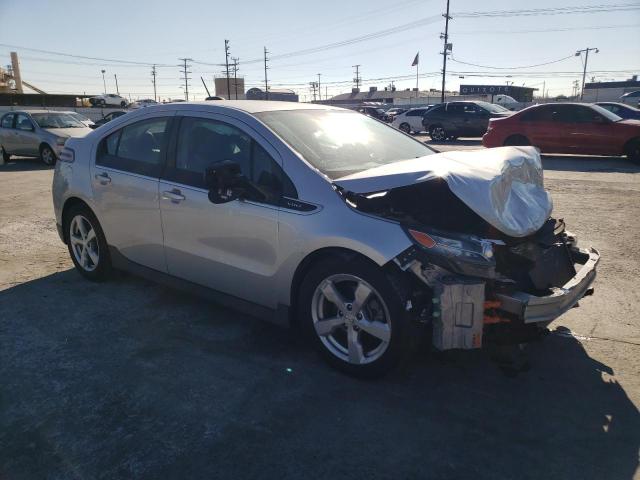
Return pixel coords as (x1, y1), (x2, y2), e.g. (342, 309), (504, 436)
(51, 101), (598, 377)
(0, 110), (93, 165)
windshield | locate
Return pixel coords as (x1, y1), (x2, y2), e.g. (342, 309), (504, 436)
(31, 113), (85, 128)
(477, 101), (509, 113)
(591, 104), (623, 122)
(68, 112), (90, 122)
(256, 109), (434, 179)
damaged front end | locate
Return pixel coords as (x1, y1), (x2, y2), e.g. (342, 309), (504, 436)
(335, 147), (600, 350)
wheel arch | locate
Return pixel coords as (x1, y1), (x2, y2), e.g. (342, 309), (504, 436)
(623, 136), (640, 154)
(60, 197), (96, 244)
(288, 246), (405, 326)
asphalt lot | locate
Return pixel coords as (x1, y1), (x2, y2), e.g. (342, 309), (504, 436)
(1, 141), (639, 480)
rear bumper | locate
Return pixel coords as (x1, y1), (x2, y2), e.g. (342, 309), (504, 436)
(495, 247), (600, 323)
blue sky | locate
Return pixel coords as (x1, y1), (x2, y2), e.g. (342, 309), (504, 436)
(0, 0), (638, 101)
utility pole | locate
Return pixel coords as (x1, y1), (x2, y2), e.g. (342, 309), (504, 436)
(317, 73), (322, 101)
(151, 65), (157, 102)
(353, 65), (361, 91)
(310, 82), (317, 102)
(114, 74), (119, 95)
(440, 0), (452, 103)
(264, 47), (269, 100)
(231, 57), (239, 99)
(100, 69), (106, 94)
(224, 40), (231, 100)
(178, 58), (192, 101)
(576, 47), (599, 100)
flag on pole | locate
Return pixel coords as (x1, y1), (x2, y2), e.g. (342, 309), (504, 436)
(411, 52), (419, 66)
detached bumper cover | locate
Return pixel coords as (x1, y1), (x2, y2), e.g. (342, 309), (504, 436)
(496, 247), (600, 324)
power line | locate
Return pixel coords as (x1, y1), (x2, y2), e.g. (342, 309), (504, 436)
(454, 3), (640, 17)
(454, 23), (640, 35)
(450, 55), (576, 70)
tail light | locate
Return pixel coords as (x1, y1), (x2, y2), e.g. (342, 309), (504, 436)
(59, 147), (75, 163)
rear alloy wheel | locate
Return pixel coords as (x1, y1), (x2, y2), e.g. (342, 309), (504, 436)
(65, 205), (111, 281)
(300, 257), (413, 378)
(429, 125), (447, 142)
(504, 135), (530, 147)
(625, 138), (640, 164)
(399, 123), (411, 134)
(40, 145), (56, 166)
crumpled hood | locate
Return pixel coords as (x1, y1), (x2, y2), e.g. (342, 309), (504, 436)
(44, 127), (93, 138)
(334, 146), (553, 238)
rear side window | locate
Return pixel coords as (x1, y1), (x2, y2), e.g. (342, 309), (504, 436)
(96, 117), (170, 177)
(406, 109), (425, 117)
(521, 106), (554, 122)
(1, 113), (14, 128)
(426, 104), (444, 114)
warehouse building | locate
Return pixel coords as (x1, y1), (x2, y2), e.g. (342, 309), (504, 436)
(581, 77), (640, 103)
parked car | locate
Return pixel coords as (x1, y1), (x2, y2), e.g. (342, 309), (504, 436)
(130, 99), (158, 109)
(422, 101), (512, 141)
(596, 102), (640, 120)
(356, 106), (386, 120)
(52, 101), (599, 377)
(383, 107), (407, 122)
(620, 90), (640, 107)
(391, 106), (433, 134)
(482, 103), (640, 163)
(62, 111), (95, 128)
(91, 110), (127, 129)
(89, 94), (128, 108)
(0, 110), (92, 165)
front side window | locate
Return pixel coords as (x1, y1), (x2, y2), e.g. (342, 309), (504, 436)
(15, 114), (34, 131)
(406, 109), (425, 117)
(96, 117), (169, 177)
(167, 117), (296, 203)
(1, 113), (14, 128)
(256, 109), (434, 179)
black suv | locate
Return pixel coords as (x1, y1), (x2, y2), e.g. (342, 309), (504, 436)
(422, 101), (512, 141)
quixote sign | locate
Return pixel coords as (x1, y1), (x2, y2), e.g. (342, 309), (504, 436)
(459, 85), (511, 95)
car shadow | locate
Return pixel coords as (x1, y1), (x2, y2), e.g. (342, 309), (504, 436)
(1, 269), (638, 479)
(0, 156), (51, 172)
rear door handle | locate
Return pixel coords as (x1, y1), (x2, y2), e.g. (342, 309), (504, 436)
(94, 172), (111, 185)
(162, 189), (185, 203)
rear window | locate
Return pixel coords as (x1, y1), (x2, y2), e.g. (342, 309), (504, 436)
(1, 113), (14, 128)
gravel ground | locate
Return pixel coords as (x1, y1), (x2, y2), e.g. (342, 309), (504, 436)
(1, 148), (639, 480)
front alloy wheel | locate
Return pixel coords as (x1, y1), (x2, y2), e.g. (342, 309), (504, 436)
(312, 274), (392, 365)
(40, 145), (56, 166)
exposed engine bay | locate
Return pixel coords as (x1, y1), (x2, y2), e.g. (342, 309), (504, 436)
(335, 147), (600, 351)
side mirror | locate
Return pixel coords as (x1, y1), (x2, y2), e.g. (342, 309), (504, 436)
(204, 160), (244, 204)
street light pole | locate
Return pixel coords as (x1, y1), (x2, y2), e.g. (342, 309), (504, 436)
(101, 69), (106, 94)
(576, 47), (599, 100)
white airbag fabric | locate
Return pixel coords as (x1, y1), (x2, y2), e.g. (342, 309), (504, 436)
(334, 146), (552, 238)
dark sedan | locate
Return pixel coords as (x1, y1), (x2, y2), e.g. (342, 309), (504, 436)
(596, 102), (640, 120)
(91, 110), (127, 129)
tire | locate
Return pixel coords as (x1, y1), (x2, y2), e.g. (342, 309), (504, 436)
(625, 138), (640, 165)
(1, 145), (10, 163)
(40, 144), (56, 166)
(503, 135), (530, 147)
(429, 125), (447, 142)
(298, 256), (413, 378)
(64, 204), (111, 281)
(120, 101), (126, 107)
(399, 123), (411, 134)
(99, 99), (106, 107)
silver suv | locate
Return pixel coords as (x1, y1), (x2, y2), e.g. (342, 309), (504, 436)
(52, 101), (599, 377)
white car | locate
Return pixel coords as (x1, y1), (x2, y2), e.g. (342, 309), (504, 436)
(89, 94), (128, 108)
(62, 111), (95, 128)
(391, 107), (433, 134)
(130, 99), (158, 109)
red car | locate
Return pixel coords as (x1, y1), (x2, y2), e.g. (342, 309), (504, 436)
(482, 103), (640, 163)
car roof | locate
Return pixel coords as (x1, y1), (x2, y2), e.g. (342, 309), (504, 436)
(5, 110), (54, 115)
(158, 100), (342, 114)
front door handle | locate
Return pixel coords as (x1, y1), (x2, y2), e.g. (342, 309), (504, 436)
(162, 189), (185, 203)
(94, 172), (111, 185)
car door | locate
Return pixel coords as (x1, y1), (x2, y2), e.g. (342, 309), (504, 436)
(0, 113), (16, 153)
(13, 113), (41, 156)
(461, 103), (488, 136)
(91, 114), (173, 271)
(444, 103), (465, 134)
(159, 113), (294, 309)
(568, 105), (617, 155)
(406, 109), (425, 132)
(520, 105), (570, 152)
